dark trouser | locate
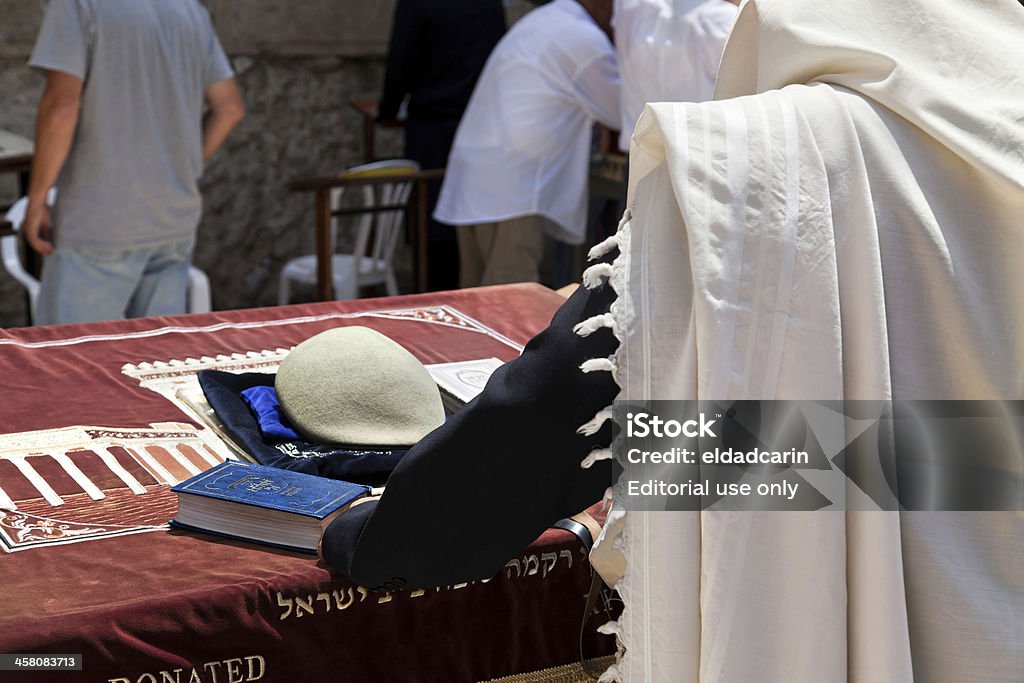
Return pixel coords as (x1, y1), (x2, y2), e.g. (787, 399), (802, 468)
(404, 117), (461, 292)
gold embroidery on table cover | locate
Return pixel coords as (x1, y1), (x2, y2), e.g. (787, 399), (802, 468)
(480, 656), (616, 683)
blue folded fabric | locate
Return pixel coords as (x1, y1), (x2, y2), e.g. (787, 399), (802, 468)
(198, 370), (407, 487)
(240, 385), (301, 441)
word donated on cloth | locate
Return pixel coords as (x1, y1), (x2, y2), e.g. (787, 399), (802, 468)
(107, 655), (265, 683)
(613, 400), (1024, 512)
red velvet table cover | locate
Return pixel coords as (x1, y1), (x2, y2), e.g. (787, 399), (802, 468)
(0, 285), (614, 683)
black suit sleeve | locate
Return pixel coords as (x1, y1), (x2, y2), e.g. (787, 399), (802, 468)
(320, 274), (620, 590)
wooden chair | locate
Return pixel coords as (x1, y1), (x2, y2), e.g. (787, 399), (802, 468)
(277, 159), (420, 304)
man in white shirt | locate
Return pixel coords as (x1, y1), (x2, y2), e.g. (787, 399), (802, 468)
(613, 0), (737, 151)
(434, 0), (620, 288)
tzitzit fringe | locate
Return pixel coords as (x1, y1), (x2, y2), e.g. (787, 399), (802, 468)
(576, 405), (614, 436)
(573, 206), (633, 683)
(580, 357), (616, 374)
(586, 209), (631, 263)
(581, 447), (613, 469)
(582, 263), (615, 289)
(587, 234), (620, 262)
(573, 313), (618, 338)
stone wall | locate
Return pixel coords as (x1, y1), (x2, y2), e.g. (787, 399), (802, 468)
(0, 0), (401, 57)
(0, 1), (539, 327)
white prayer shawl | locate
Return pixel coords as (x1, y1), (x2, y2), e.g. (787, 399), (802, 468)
(586, 0), (1024, 681)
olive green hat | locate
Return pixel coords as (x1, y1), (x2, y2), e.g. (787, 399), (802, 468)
(276, 326), (445, 447)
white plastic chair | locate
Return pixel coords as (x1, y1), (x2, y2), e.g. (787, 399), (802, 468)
(277, 159), (420, 304)
(2, 193), (212, 323)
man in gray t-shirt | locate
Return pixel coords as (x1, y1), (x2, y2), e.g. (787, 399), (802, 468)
(24, 0), (244, 325)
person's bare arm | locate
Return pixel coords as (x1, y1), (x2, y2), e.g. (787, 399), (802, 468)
(202, 77), (244, 162)
(24, 70), (82, 256)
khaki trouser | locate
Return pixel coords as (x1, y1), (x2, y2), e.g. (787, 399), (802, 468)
(457, 215), (549, 288)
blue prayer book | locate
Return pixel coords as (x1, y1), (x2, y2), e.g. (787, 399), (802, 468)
(170, 461), (371, 554)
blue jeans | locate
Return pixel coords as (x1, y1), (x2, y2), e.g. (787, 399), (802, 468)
(36, 237), (194, 325)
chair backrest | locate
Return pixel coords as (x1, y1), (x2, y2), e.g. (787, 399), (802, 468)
(334, 159), (420, 276)
(3, 190), (212, 320)
(3, 193), (56, 322)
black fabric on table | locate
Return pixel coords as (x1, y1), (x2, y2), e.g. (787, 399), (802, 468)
(198, 370), (406, 487)
(321, 263), (620, 590)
